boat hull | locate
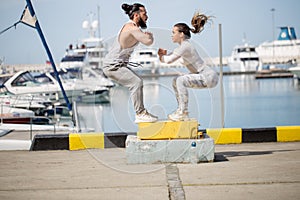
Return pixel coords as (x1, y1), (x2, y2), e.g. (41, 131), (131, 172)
(228, 61), (259, 72)
(227, 44), (260, 72)
(289, 66), (300, 79)
(3, 71), (110, 104)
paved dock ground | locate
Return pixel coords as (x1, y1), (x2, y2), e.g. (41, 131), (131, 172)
(0, 142), (299, 200)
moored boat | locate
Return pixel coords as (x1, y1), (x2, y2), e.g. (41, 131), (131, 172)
(61, 15), (107, 70)
(2, 70), (110, 104)
(256, 27), (300, 64)
(289, 64), (300, 79)
(129, 47), (160, 74)
(227, 43), (260, 72)
(0, 104), (52, 125)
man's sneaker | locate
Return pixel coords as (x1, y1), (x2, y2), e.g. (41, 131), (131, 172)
(135, 110), (158, 123)
(168, 109), (189, 121)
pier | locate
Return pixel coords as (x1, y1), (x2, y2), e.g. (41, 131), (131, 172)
(0, 137), (299, 199)
(1, 122), (300, 199)
(1, 62), (295, 79)
(2, 54), (299, 73)
(255, 71), (294, 79)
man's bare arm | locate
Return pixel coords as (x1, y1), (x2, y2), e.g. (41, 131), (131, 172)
(131, 28), (153, 46)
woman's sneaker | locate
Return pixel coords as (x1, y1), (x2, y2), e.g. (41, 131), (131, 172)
(135, 110), (158, 123)
(168, 109), (189, 121)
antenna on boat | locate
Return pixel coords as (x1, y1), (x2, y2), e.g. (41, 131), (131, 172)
(82, 12), (99, 38)
(242, 32), (247, 45)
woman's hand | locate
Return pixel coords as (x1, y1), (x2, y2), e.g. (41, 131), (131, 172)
(158, 48), (167, 56)
(157, 48), (167, 62)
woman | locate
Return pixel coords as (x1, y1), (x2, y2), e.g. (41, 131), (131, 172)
(158, 12), (219, 121)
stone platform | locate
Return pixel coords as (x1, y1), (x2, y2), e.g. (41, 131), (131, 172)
(125, 135), (215, 164)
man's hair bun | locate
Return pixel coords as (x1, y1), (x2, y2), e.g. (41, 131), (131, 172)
(122, 3), (132, 15)
(121, 3), (144, 19)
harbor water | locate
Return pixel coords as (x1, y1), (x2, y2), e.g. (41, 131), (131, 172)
(76, 67), (300, 133)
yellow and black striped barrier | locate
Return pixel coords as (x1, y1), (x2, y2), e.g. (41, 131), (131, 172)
(205, 126), (300, 144)
(30, 126), (300, 151)
(30, 132), (128, 151)
(69, 133), (104, 150)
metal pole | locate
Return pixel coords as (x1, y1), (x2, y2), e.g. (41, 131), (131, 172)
(29, 95), (33, 140)
(25, 0), (72, 111)
(218, 24), (225, 128)
(73, 101), (80, 133)
(271, 8), (275, 64)
(1, 103), (3, 125)
(30, 117), (33, 140)
(97, 5), (101, 38)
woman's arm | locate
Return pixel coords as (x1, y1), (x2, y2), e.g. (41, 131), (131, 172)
(158, 48), (181, 64)
(161, 53), (181, 64)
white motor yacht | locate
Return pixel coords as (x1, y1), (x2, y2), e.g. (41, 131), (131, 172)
(61, 15), (108, 70)
(2, 71), (109, 104)
(227, 43), (260, 72)
(289, 64), (300, 79)
(129, 47), (160, 74)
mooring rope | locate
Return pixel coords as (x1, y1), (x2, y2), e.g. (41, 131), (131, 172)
(0, 21), (21, 36)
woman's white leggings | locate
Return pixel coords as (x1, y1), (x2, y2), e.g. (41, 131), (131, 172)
(172, 66), (219, 113)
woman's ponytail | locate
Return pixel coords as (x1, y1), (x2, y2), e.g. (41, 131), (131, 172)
(190, 12), (212, 34)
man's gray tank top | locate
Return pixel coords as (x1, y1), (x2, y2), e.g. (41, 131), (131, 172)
(104, 21), (139, 66)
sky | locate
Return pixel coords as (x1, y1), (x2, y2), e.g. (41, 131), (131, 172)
(0, 0), (300, 65)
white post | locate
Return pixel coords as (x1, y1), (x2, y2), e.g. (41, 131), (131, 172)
(219, 24), (225, 128)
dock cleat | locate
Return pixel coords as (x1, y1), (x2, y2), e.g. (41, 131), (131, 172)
(135, 110), (158, 123)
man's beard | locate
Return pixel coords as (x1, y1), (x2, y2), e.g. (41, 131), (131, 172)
(138, 17), (147, 29)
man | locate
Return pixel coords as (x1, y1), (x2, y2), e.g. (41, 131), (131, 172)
(103, 3), (158, 123)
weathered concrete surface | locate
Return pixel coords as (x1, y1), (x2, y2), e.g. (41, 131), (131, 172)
(126, 135), (214, 164)
(180, 142), (300, 200)
(0, 142), (299, 200)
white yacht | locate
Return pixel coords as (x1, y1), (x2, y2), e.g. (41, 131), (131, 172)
(289, 64), (300, 79)
(129, 47), (160, 74)
(0, 97), (54, 125)
(62, 37), (107, 69)
(256, 27), (300, 64)
(58, 67), (115, 88)
(0, 94), (50, 112)
(60, 54), (86, 69)
(227, 43), (260, 72)
(0, 104), (35, 124)
(59, 16), (114, 88)
(61, 17), (107, 69)
(2, 71), (109, 104)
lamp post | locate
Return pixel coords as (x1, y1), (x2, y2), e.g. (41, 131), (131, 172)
(271, 8), (275, 64)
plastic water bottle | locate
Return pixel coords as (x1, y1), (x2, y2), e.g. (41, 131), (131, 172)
(190, 141), (198, 164)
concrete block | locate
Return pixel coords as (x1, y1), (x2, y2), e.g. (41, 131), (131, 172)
(104, 132), (129, 148)
(125, 135), (215, 164)
(137, 119), (199, 140)
(30, 134), (69, 151)
(276, 126), (300, 142)
(207, 128), (242, 144)
(242, 127), (276, 143)
(0, 140), (31, 151)
(69, 133), (104, 150)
